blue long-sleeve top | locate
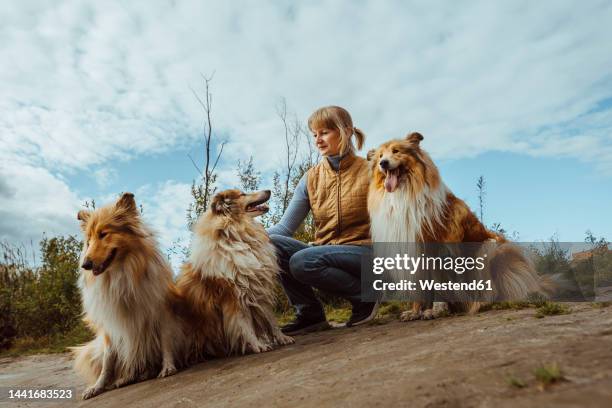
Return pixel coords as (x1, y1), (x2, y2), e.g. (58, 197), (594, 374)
(267, 153), (346, 237)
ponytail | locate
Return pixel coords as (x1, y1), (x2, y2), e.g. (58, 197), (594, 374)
(352, 127), (366, 151)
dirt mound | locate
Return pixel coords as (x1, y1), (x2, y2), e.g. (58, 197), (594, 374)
(1, 304), (612, 408)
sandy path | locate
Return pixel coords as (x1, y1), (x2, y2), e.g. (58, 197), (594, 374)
(1, 304), (611, 408)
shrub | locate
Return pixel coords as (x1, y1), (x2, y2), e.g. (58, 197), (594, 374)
(0, 236), (83, 349)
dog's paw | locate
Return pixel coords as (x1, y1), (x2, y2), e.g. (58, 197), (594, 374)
(248, 341), (272, 353)
(422, 309), (435, 320)
(259, 342), (273, 352)
(137, 370), (154, 382)
(112, 377), (135, 389)
(276, 333), (295, 345)
(432, 302), (450, 318)
(157, 365), (177, 378)
(250, 345), (264, 353)
(82, 386), (104, 400)
(400, 310), (422, 321)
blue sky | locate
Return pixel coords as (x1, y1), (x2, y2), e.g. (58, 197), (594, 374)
(1, 0), (611, 266)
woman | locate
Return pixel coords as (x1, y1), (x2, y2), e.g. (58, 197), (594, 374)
(268, 105), (377, 335)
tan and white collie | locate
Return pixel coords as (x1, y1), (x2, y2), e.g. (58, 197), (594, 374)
(72, 193), (186, 399)
(367, 132), (549, 320)
(177, 189), (293, 360)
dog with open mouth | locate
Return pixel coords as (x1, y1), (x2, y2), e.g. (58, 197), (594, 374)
(177, 189), (294, 360)
(72, 193), (187, 399)
(367, 133), (551, 319)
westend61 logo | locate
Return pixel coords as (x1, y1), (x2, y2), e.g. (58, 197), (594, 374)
(360, 242), (604, 302)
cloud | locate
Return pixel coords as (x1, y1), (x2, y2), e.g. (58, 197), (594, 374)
(93, 167), (118, 189)
(1, 0), (612, 244)
(2, 1), (611, 172)
(0, 162), (81, 243)
(0, 176), (16, 199)
(135, 181), (193, 269)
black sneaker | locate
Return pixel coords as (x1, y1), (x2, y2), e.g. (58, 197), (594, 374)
(281, 316), (330, 336)
(346, 301), (379, 327)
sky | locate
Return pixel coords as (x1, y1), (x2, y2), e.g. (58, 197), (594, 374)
(1, 0), (611, 267)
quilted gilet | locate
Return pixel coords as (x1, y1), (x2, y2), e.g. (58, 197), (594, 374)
(306, 153), (371, 246)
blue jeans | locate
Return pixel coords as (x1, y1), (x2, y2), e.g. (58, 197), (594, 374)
(269, 234), (371, 319)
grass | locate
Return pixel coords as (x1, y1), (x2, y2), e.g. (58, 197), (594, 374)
(276, 310), (296, 326)
(275, 305), (353, 325)
(535, 302), (571, 318)
(377, 301), (409, 318)
(277, 300), (575, 326)
(276, 301), (413, 326)
(505, 363), (566, 390)
(506, 374), (527, 389)
(487, 301), (532, 311)
(0, 323), (93, 358)
(484, 300), (572, 319)
(591, 301), (611, 308)
(534, 363), (565, 388)
(325, 305), (352, 323)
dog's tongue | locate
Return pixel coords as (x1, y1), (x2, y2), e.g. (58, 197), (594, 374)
(384, 171), (398, 193)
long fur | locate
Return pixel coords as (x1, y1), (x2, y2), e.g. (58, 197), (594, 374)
(367, 133), (551, 318)
(177, 189), (293, 361)
(71, 193), (186, 399)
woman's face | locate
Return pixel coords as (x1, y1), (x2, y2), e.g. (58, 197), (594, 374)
(312, 127), (341, 156)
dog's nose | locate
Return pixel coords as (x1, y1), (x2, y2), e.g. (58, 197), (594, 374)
(380, 159), (389, 170)
(82, 259), (94, 270)
(264, 189), (271, 195)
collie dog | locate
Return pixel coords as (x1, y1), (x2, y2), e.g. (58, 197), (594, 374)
(177, 189), (293, 360)
(72, 193), (185, 399)
(367, 132), (548, 319)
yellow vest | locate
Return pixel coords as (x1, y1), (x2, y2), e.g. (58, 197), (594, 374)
(306, 153), (371, 246)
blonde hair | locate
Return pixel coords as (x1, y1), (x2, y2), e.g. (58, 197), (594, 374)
(307, 106), (366, 155)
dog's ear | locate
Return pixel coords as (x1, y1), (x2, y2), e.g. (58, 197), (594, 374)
(367, 148), (376, 161)
(77, 210), (91, 230)
(211, 193), (227, 215)
(116, 192), (137, 213)
(406, 132), (424, 146)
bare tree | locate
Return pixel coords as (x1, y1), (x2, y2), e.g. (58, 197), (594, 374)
(585, 230), (608, 249)
(83, 199), (96, 210)
(476, 175), (486, 223)
(270, 102), (320, 240)
(236, 156), (261, 192)
(236, 156), (270, 226)
(277, 98), (301, 213)
(187, 74), (226, 227)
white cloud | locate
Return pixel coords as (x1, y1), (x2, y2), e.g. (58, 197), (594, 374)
(0, 162), (81, 243)
(135, 181), (193, 270)
(1, 0), (612, 244)
(93, 167), (118, 189)
(3, 0), (611, 171)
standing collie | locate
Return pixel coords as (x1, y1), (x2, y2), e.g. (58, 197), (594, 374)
(72, 193), (185, 399)
(177, 189), (293, 360)
(367, 132), (548, 320)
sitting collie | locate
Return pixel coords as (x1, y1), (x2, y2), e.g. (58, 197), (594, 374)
(72, 193), (186, 399)
(367, 132), (549, 320)
(177, 189), (293, 360)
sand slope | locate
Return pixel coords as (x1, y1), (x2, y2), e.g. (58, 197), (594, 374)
(1, 304), (611, 408)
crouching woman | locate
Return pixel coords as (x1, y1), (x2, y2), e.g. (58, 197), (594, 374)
(268, 105), (377, 335)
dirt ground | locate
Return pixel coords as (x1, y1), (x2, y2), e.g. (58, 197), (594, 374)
(1, 303), (612, 408)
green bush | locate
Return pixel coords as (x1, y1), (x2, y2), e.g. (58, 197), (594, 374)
(1, 236), (83, 351)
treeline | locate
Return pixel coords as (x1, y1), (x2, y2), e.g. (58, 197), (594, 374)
(0, 237), (90, 352)
(532, 233), (612, 300)
(2, 227), (609, 354)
